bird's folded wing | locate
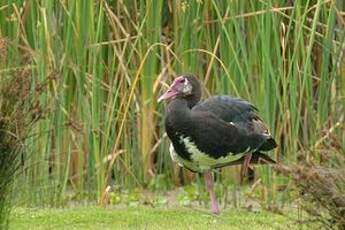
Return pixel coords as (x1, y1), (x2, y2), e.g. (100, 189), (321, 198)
(193, 95), (258, 123)
(188, 111), (267, 158)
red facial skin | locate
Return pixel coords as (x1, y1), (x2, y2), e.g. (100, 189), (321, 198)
(158, 76), (186, 102)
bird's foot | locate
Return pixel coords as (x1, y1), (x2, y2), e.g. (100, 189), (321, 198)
(210, 196), (220, 215)
(211, 207), (220, 215)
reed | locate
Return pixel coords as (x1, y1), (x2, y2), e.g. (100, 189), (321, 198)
(0, 0), (344, 207)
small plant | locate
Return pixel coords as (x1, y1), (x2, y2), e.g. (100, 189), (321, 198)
(109, 188), (142, 207)
(148, 174), (172, 191)
(177, 184), (202, 206)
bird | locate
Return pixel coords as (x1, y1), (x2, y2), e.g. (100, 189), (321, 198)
(158, 74), (277, 215)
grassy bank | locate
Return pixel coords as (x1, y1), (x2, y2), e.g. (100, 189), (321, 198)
(10, 206), (301, 230)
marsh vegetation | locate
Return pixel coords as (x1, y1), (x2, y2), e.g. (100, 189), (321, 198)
(0, 0), (344, 228)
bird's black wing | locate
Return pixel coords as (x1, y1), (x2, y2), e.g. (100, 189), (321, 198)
(193, 96), (258, 123)
(191, 96), (277, 155)
(187, 111), (264, 158)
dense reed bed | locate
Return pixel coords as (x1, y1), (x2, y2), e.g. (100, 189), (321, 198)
(0, 0), (344, 209)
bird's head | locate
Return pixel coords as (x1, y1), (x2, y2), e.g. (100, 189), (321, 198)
(158, 74), (201, 104)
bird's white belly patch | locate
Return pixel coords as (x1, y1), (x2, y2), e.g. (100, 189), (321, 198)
(169, 144), (181, 166)
(169, 137), (248, 172)
(169, 143), (196, 170)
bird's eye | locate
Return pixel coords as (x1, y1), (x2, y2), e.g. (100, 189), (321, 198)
(179, 78), (185, 83)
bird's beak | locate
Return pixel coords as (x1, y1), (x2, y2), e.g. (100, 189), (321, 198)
(157, 88), (179, 103)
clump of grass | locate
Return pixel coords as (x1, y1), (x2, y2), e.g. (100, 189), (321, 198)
(0, 35), (39, 228)
(277, 153), (345, 229)
(0, 35), (16, 229)
(0, 87), (20, 225)
(0, 122), (20, 229)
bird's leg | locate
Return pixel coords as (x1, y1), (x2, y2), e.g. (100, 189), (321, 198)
(204, 171), (220, 215)
(240, 153), (252, 183)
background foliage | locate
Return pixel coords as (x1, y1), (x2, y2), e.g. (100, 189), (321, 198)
(0, 0), (344, 211)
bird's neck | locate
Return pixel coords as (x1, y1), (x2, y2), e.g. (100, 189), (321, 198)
(167, 98), (191, 116)
(184, 95), (200, 108)
(176, 91), (201, 109)
(166, 98), (192, 131)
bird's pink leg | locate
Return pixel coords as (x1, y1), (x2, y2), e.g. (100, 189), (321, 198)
(204, 171), (220, 215)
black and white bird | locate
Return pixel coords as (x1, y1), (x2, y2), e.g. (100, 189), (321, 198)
(158, 74), (277, 215)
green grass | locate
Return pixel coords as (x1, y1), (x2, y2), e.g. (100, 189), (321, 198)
(10, 207), (301, 230)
